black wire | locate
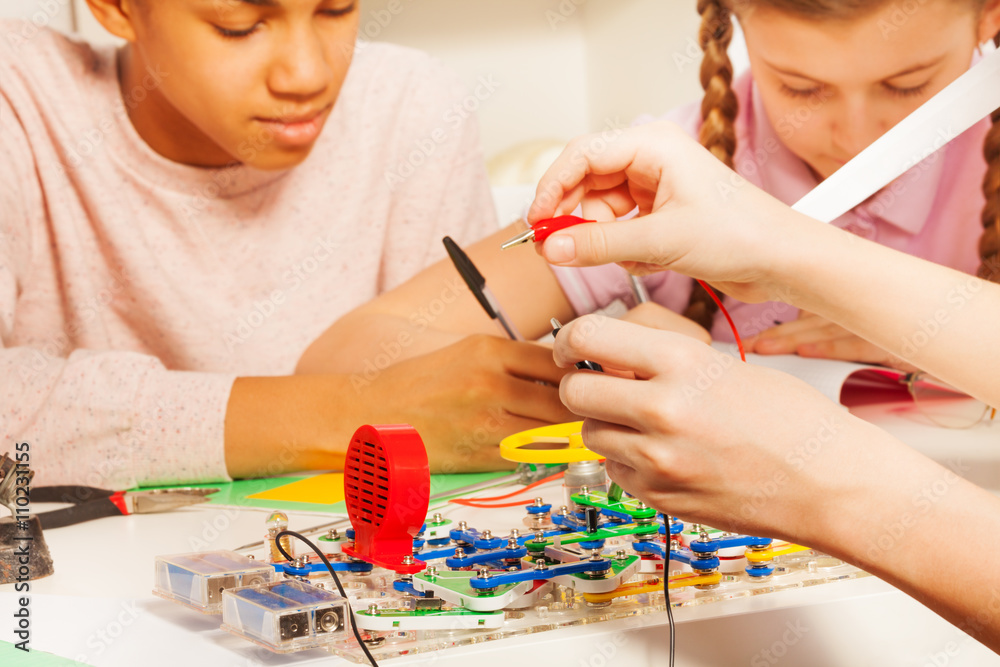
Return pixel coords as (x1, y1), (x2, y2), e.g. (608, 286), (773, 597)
(665, 530), (675, 667)
(275, 529), (380, 667)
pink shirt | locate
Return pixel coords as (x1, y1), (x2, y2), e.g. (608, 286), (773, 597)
(554, 71), (988, 341)
(0, 23), (497, 487)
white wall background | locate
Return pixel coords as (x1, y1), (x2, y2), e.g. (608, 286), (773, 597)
(2, 0), (749, 182)
(0, 0), (73, 32)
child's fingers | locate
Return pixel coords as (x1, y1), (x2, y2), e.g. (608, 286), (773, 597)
(796, 336), (912, 370)
(530, 129), (670, 223)
(552, 315), (672, 376)
(581, 420), (652, 475)
(506, 376), (578, 423)
(557, 373), (654, 433)
(500, 340), (573, 385)
(752, 317), (846, 354)
(620, 302), (712, 344)
(538, 211), (685, 268)
(581, 183), (637, 221)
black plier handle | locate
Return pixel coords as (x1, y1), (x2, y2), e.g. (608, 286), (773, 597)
(31, 486), (217, 529)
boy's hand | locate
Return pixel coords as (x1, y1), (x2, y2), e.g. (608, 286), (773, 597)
(360, 335), (576, 473)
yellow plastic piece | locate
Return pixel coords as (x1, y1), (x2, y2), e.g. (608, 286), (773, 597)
(249, 473), (346, 505)
(499, 422), (605, 464)
(745, 543), (812, 563)
(582, 572), (722, 603)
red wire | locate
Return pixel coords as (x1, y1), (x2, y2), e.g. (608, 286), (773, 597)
(450, 499), (540, 509)
(448, 471), (565, 507)
(696, 279), (746, 362)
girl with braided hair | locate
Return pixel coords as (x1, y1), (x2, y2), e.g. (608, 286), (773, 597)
(540, 0), (1000, 369)
(303, 0), (1000, 381)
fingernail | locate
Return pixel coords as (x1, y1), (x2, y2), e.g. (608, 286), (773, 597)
(545, 235), (576, 264)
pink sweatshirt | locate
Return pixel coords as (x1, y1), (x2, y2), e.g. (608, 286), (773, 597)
(0, 23), (497, 487)
(553, 71), (989, 341)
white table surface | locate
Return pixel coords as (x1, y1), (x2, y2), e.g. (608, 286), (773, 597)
(3, 400), (999, 666)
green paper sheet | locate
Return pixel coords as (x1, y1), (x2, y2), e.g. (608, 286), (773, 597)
(139, 472), (509, 515)
(0, 642), (90, 666)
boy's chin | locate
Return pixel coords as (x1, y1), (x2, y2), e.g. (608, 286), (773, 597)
(243, 145), (317, 171)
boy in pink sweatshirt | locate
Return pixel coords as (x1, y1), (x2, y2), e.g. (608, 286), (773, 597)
(0, 2), (571, 487)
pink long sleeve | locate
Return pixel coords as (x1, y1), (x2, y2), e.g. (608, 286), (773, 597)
(0, 23), (498, 487)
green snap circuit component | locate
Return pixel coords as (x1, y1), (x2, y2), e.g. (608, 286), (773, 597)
(153, 550), (277, 614)
(424, 514), (454, 542)
(526, 523), (658, 553)
(356, 607), (505, 631)
(570, 491), (657, 520)
(410, 570), (533, 612)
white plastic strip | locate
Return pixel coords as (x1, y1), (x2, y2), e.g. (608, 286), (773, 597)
(793, 46), (1000, 223)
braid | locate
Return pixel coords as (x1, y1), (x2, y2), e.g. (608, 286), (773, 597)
(978, 33), (1000, 283)
(684, 0), (741, 331)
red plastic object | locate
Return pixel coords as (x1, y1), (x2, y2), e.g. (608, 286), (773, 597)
(341, 424), (429, 574)
(108, 491), (129, 516)
(534, 217), (747, 362)
(531, 215), (594, 243)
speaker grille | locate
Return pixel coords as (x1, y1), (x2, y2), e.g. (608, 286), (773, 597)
(345, 439), (390, 525)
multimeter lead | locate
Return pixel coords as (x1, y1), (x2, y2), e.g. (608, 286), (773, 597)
(501, 215), (594, 249)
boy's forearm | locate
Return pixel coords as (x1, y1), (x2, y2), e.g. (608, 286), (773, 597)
(224, 375), (354, 478)
(297, 223), (574, 374)
(297, 313), (466, 374)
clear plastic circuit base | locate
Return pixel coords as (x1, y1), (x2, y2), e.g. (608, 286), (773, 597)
(153, 550), (277, 614)
(320, 549), (869, 663)
(221, 579), (350, 653)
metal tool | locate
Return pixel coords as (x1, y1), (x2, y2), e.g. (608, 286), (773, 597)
(31, 486), (218, 529)
(501, 215), (595, 249)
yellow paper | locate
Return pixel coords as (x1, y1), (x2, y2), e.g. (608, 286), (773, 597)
(248, 473), (345, 505)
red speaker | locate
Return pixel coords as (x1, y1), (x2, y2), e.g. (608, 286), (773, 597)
(341, 425), (429, 574)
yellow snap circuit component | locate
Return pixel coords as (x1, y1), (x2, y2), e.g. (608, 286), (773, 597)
(499, 422), (605, 464)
